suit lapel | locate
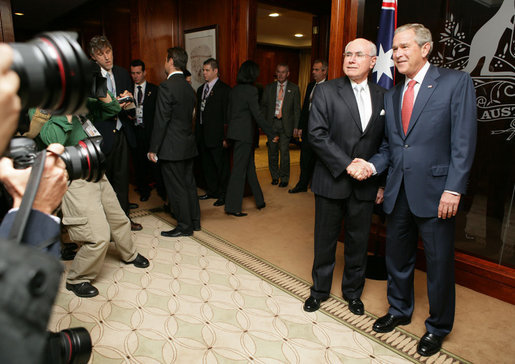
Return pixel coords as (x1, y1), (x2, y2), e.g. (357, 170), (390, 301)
(338, 77), (362, 132)
(363, 83), (382, 134)
(405, 65), (439, 137)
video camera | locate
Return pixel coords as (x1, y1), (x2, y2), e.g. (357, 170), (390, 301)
(0, 32), (98, 364)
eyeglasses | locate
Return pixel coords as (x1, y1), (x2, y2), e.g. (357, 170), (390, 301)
(344, 52), (372, 60)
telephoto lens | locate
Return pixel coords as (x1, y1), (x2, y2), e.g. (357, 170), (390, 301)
(8, 137), (105, 182)
(9, 32), (94, 115)
(44, 327), (92, 364)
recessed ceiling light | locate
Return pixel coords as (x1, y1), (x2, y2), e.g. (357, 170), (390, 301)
(14, 12), (24, 16)
(294, 33), (304, 38)
(269, 13), (280, 17)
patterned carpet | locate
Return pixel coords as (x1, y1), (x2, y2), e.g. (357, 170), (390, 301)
(49, 212), (469, 363)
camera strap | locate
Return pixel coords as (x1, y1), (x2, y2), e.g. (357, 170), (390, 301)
(8, 151), (46, 245)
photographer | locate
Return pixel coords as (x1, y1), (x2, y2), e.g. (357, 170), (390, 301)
(0, 44), (67, 251)
(32, 90), (149, 298)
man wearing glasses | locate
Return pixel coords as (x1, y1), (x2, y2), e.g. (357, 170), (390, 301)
(303, 38), (386, 316)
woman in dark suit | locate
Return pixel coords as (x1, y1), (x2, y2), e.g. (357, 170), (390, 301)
(224, 61), (278, 217)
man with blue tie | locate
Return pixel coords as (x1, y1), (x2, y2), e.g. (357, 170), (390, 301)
(350, 23), (477, 357)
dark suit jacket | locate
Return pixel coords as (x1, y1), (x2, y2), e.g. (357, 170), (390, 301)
(369, 65), (477, 217)
(94, 65), (136, 153)
(299, 81), (316, 132)
(135, 82), (158, 141)
(149, 73), (197, 161)
(195, 79), (231, 148)
(261, 80), (301, 137)
(309, 77), (386, 201)
(227, 84), (276, 143)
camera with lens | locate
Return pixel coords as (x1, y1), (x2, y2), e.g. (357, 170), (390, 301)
(0, 31), (99, 364)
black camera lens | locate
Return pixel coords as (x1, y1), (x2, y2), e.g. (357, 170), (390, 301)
(60, 138), (105, 182)
(10, 32), (94, 115)
(45, 327), (92, 364)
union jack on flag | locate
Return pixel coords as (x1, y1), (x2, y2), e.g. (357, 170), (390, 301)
(372, 0), (397, 89)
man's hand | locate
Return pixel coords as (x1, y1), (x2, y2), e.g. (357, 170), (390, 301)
(272, 136), (279, 143)
(0, 143), (68, 215)
(438, 192), (461, 219)
(117, 90), (134, 109)
(347, 158), (373, 181)
(375, 187), (384, 204)
(0, 44), (21, 154)
(148, 152), (158, 163)
(297, 129), (302, 139)
(222, 140), (229, 149)
(293, 128), (299, 138)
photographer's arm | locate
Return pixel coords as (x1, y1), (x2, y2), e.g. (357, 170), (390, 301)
(86, 90), (122, 122)
(0, 44), (21, 154)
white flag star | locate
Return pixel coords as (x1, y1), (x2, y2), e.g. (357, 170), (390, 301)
(373, 44), (394, 81)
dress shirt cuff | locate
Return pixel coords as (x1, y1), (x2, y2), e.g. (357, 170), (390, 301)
(444, 190), (461, 196)
(8, 208), (61, 224)
(368, 162), (377, 176)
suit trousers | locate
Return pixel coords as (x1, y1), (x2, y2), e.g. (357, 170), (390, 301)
(160, 158), (200, 233)
(267, 118), (290, 183)
(311, 193), (374, 300)
(105, 129), (130, 216)
(198, 132), (230, 199)
(296, 136), (317, 189)
(62, 176), (138, 284)
(132, 124), (152, 197)
(386, 184), (456, 337)
(225, 141), (265, 213)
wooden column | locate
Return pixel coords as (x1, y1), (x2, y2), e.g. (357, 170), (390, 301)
(229, 0), (256, 86)
(0, 0), (14, 42)
(328, 0), (360, 79)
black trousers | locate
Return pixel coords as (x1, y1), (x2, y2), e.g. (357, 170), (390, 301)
(296, 136), (317, 189)
(160, 158), (200, 232)
(104, 130), (130, 216)
(198, 134), (230, 199)
(225, 141), (264, 213)
(310, 193), (374, 300)
(131, 125), (152, 197)
(385, 184), (455, 337)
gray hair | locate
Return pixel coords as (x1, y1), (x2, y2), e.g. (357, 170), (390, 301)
(395, 23), (433, 54)
(344, 39), (377, 57)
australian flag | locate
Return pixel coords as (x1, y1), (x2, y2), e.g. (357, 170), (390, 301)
(372, 0), (397, 89)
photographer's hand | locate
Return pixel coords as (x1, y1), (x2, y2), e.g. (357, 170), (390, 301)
(0, 44), (22, 154)
(0, 143), (68, 215)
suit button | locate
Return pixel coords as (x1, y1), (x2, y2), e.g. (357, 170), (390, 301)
(404, 144), (409, 148)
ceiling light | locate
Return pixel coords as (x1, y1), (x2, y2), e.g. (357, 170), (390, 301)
(294, 33), (304, 38)
(269, 13), (279, 17)
(14, 12), (24, 16)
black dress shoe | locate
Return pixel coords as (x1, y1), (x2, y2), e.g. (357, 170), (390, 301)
(130, 220), (143, 231)
(343, 295), (364, 315)
(417, 332), (444, 357)
(372, 313), (411, 333)
(198, 194), (215, 200)
(226, 211), (248, 217)
(161, 228), (193, 237)
(278, 182), (288, 188)
(66, 282), (99, 298)
(213, 198), (225, 206)
(129, 202), (139, 209)
(193, 225), (201, 231)
(303, 296), (328, 312)
(61, 243), (78, 261)
(271, 179), (279, 185)
(288, 185), (307, 194)
(125, 253), (149, 268)
(257, 202), (266, 210)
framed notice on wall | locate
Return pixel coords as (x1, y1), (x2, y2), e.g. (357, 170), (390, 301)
(184, 25), (218, 91)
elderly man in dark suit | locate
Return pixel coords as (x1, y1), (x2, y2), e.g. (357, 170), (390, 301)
(195, 58), (231, 206)
(303, 38), (386, 317)
(289, 60), (328, 194)
(261, 64), (301, 187)
(352, 24), (477, 357)
(148, 47), (200, 237)
(89, 35), (141, 231)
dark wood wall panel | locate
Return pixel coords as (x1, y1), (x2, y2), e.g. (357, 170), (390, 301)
(0, 0), (14, 42)
(254, 44), (300, 88)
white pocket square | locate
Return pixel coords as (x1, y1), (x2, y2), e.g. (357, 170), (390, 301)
(380, 109), (385, 116)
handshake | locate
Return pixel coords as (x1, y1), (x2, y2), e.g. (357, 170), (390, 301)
(346, 158), (374, 181)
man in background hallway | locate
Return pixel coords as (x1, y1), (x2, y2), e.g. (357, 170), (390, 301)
(261, 63), (301, 188)
(195, 58), (231, 206)
(289, 60), (328, 194)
